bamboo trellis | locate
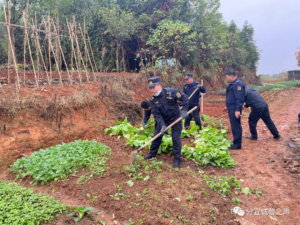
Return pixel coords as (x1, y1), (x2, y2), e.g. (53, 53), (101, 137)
(0, 1), (98, 88)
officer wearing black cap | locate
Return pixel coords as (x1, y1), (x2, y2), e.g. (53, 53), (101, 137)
(145, 76), (189, 168)
(223, 70), (245, 150)
(244, 87), (280, 140)
(183, 73), (206, 130)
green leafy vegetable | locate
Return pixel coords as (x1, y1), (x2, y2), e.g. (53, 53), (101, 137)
(0, 181), (66, 224)
(182, 126), (235, 169)
(11, 140), (111, 185)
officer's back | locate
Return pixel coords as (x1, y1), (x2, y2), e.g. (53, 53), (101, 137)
(244, 87), (267, 109)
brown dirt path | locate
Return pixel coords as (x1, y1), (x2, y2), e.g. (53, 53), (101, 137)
(221, 88), (300, 225)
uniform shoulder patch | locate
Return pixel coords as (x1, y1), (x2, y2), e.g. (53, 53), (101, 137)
(237, 86), (241, 91)
(176, 92), (181, 98)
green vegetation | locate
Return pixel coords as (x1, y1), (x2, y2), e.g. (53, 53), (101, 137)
(0, 181), (66, 224)
(218, 80), (300, 94)
(182, 127), (235, 169)
(0, 0), (259, 79)
(11, 140), (111, 185)
(203, 175), (241, 197)
(107, 118), (233, 169)
(67, 206), (94, 222)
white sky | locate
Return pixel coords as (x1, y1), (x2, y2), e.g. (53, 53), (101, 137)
(219, 0), (300, 75)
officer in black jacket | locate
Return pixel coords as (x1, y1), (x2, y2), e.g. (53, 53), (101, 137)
(244, 87), (280, 140)
(183, 73), (206, 130)
(224, 70), (245, 150)
(141, 100), (152, 129)
(141, 100), (169, 135)
(144, 76), (189, 168)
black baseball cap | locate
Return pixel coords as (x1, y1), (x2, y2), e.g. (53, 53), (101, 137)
(148, 76), (161, 87)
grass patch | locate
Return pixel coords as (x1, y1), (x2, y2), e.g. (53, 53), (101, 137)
(0, 181), (66, 224)
(11, 140), (111, 185)
(217, 80), (300, 94)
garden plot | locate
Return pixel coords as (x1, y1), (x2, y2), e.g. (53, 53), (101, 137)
(1, 118), (265, 224)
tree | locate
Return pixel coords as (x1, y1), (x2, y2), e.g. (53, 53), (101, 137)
(295, 47), (300, 67)
(147, 19), (196, 67)
(103, 6), (135, 72)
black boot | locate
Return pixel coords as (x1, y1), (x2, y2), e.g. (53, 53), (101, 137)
(246, 136), (257, 141)
(228, 145), (241, 150)
(144, 154), (156, 160)
(273, 135), (281, 139)
(173, 159), (182, 168)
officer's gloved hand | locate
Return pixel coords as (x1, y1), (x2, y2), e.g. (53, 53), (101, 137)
(142, 123), (146, 129)
(180, 110), (188, 119)
(160, 126), (166, 135)
(196, 84), (203, 89)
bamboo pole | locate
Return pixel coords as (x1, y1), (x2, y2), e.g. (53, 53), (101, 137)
(35, 12), (40, 82)
(35, 19), (50, 85)
(72, 17), (89, 82)
(84, 18), (87, 73)
(66, 20), (82, 84)
(86, 31), (98, 73)
(4, 1), (20, 89)
(79, 23), (96, 81)
(75, 23), (90, 83)
(46, 19), (63, 87)
(0, 21), (87, 40)
(48, 13), (52, 85)
(23, 5), (27, 85)
(23, 18), (38, 86)
(7, 0), (11, 85)
(74, 17), (80, 74)
(74, 22), (89, 82)
(25, 30), (38, 87)
(51, 18), (72, 85)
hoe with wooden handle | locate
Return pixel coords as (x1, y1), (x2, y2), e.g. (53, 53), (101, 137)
(129, 106), (198, 166)
(179, 87), (199, 110)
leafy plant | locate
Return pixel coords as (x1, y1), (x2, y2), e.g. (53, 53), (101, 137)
(203, 175), (241, 197)
(187, 194), (194, 201)
(104, 117), (140, 137)
(182, 126), (235, 169)
(127, 180), (134, 187)
(232, 198), (240, 205)
(174, 197), (181, 202)
(68, 206), (94, 222)
(0, 181), (66, 224)
(11, 140), (111, 185)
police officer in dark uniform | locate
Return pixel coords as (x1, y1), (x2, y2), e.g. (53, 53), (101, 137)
(224, 70), (245, 150)
(244, 87), (280, 140)
(141, 100), (169, 135)
(141, 100), (152, 129)
(144, 76), (189, 168)
(183, 73), (206, 130)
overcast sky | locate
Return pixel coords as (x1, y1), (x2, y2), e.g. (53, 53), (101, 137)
(219, 0), (300, 75)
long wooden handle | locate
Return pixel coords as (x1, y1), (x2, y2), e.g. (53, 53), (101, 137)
(188, 87), (199, 100)
(203, 114), (227, 125)
(201, 79), (204, 114)
(179, 87), (199, 110)
(136, 106), (198, 152)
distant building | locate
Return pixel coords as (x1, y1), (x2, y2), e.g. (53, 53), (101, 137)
(288, 70), (300, 80)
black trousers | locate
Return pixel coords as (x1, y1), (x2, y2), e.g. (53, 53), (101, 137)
(248, 104), (279, 138)
(184, 105), (202, 130)
(228, 107), (242, 147)
(149, 120), (182, 162)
